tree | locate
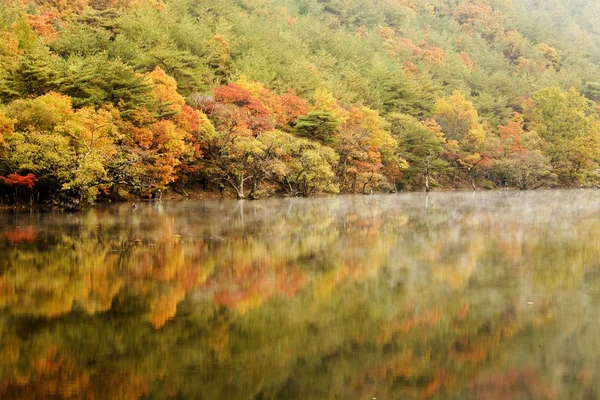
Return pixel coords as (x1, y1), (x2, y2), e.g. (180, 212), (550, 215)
(536, 43), (561, 70)
(205, 35), (232, 85)
(54, 54), (152, 115)
(213, 82), (273, 135)
(433, 91), (488, 187)
(433, 91), (485, 151)
(390, 113), (447, 191)
(2, 92), (120, 206)
(335, 107), (400, 193)
(294, 110), (341, 144)
(111, 67), (195, 197)
(524, 87), (600, 185)
(259, 130), (339, 196)
(1, 173), (37, 203)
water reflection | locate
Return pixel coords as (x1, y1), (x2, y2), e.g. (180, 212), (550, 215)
(0, 191), (600, 398)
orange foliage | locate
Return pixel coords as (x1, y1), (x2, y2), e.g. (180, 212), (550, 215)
(355, 25), (368, 37)
(398, 38), (424, 56)
(278, 90), (310, 126)
(422, 371), (455, 398)
(467, 367), (556, 400)
(212, 267), (307, 312)
(423, 118), (444, 135)
(27, 13), (59, 42)
(148, 66), (185, 116)
(403, 61), (419, 76)
(147, 287), (186, 329)
(379, 26), (396, 41)
(460, 52), (473, 69)
(451, 314), (517, 365)
(498, 113), (526, 154)
(422, 47), (446, 64)
(10, 347), (91, 399)
(376, 309), (442, 345)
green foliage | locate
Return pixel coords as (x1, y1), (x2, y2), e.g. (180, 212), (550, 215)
(260, 130), (339, 196)
(390, 113), (447, 190)
(55, 54), (152, 114)
(294, 110), (340, 144)
(525, 87), (600, 185)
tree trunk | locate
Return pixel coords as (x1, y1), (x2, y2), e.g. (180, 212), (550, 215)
(239, 174), (244, 198)
(425, 155), (431, 193)
(451, 164), (457, 188)
(249, 176), (261, 199)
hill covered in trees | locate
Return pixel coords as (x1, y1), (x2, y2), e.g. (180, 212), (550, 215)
(1, 0), (600, 206)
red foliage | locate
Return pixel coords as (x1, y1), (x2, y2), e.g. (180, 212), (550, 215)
(214, 83), (268, 117)
(279, 90), (310, 125)
(1, 173), (38, 189)
(212, 267), (307, 309)
(4, 226), (38, 243)
(212, 83), (275, 134)
(213, 83), (273, 134)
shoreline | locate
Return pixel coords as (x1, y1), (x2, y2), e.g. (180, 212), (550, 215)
(0, 185), (595, 211)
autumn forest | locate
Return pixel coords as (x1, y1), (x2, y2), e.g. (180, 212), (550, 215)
(1, 0), (600, 207)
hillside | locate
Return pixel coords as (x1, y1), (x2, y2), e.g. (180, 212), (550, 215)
(1, 0), (600, 206)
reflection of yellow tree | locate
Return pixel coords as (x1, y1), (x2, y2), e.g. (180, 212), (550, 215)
(0, 235), (121, 318)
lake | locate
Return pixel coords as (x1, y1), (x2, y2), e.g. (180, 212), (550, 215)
(0, 190), (599, 399)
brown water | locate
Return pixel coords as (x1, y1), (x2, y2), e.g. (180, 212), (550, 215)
(0, 190), (599, 399)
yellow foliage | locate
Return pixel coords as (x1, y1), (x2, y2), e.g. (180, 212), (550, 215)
(433, 91), (485, 149)
(313, 88), (349, 123)
(147, 287), (186, 329)
(236, 74), (265, 96)
(0, 112), (15, 147)
(147, 66), (185, 115)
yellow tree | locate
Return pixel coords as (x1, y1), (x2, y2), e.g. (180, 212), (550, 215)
(433, 91), (486, 187)
(433, 91), (485, 150)
(2, 92), (120, 206)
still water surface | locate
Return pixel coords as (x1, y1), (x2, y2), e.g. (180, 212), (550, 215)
(1, 190), (600, 399)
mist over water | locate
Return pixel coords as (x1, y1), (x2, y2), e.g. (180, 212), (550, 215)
(0, 190), (599, 399)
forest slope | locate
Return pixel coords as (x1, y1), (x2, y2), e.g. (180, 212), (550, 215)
(1, 0), (600, 206)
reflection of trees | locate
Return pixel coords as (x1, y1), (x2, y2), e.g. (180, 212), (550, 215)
(0, 234), (122, 317)
(1, 192), (600, 397)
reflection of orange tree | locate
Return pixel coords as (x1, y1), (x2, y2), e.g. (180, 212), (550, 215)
(124, 239), (213, 329)
(0, 343), (149, 399)
(466, 367), (557, 400)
